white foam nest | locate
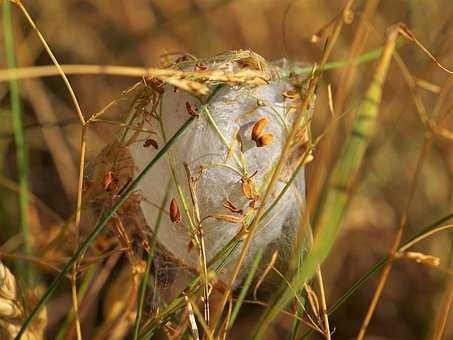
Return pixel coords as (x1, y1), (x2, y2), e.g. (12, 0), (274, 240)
(128, 57), (313, 285)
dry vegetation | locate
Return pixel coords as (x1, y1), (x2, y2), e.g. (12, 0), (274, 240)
(0, 1), (453, 339)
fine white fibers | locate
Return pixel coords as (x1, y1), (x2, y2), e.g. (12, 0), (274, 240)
(129, 75), (309, 285)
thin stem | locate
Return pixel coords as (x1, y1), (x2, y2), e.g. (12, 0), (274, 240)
(14, 117), (195, 340)
(300, 214), (453, 339)
(210, 70), (320, 336)
(69, 123), (87, 340)
(0, 45), (393, 83)
(228, 249), (264, 329)
(3, 0), (31, 284)
(315, 266), (331, 340)
(12, 0), (85, 124)
(69, 274), (82, 340)
(133, 181), (170, 339)
(203, 107), (245, 174)
(356, 77), (433, 340)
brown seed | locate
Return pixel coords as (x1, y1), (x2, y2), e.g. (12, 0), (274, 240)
(251, 117), (268, 142)
(241, 177), (254, 200)
(187, 240), (195, 253)
(195, 63), (207, 71)
(236, 57), (262, 70)
(147, 77), (165, 94)
(185, 102), (199, 117)
(143, 138), (158, 149)
(256, 133), (273, 147)
(282, 90), (299, 100)
(116, 176), (132, 196)
(169, 198), (181, 223)
(102, 171), (119, 192)
(223, 200), (243, 214)
(175, 54), (190, 64)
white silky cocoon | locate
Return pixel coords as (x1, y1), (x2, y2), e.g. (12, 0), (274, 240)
(128, 66), (310, 286)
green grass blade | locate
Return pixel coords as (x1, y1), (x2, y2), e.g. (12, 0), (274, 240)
(299, 212), (453, 338)
(329, 213), (453, 316)
(252, 30), (398, 340)
(3, 0), (32, 284)
(133, 180), (171, 339)
(14, 117), (195, 340)
(228, 249), (264, 329)
(54, 265), (96, 340)
(287, 40), (404, 76)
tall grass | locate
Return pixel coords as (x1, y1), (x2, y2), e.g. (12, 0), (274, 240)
(1, 1), (453, 339)
(2, 0), (31, 284)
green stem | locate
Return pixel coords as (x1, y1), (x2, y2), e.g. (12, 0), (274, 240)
(3, 0), (32, 284)
(300, 212), (453, 338)
(133, 180), (171, 339)
(252, 28), (398, 340)
(15, 117), (195, 340)
(228, 249), (264, 329)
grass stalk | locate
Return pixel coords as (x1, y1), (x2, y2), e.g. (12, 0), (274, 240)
(357, 135), (432, 339)
(252, 22), (398, 340)
(210, 68), (321, 336)
(55, 265), (96, 340)
(14, 117), (195, 340)
(300, 213), (453, 338)
(12, 0), (85, 125)
(3, 0), (32, 284)
(158, 103), (211, 325)
(0, 44), (395, 83)
(132, 180), (170, 339)
(228, 249), (264, 329)
(315, 266), (331, 339)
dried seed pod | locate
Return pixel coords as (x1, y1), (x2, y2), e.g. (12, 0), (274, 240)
(223, 200), (243, 214)
(241, 177), (255, 200)
(195, 63), (208, 71)
(256, 133), (273, 147)
(143, 138), (158, 149)
(102, 171), (119, 192)
(251, 117), (268, 142)
(169, 198), (181, 224)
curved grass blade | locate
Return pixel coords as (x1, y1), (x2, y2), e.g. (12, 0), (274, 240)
(252, 26), (399, 340)
(132, 180), (171, 339)
(299, 212), (453, 338)
(15, 117), (195, 340)
(228, 249), (264, 329)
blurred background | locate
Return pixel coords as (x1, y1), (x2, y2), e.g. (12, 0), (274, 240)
(0, 0), (452, 339)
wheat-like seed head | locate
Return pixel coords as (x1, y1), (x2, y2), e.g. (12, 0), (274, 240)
(0, 261), (46, 340)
